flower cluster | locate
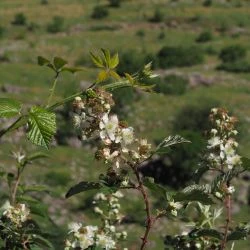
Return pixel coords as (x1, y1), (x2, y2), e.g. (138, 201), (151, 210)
(206, 108), (241, 170)
(65, 191), (127, 250)
(72, 88), (152, 169)
(2, 203), (30, 227)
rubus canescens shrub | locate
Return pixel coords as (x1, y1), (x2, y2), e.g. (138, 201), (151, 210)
(0, 49), (250, 250)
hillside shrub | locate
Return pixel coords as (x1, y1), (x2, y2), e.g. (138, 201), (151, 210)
(41, 0), (49, 5)
(0, 26), (5, 38)
(217, 60), (250, 73)
(196, 31), (213, 43)
(148, 9), (164, 23)
(11, 13), (27, 26)
(154, 74), (188, 95)
(219, 45), (246, 63)
(108, 0), (121, 7)
(157, 46), (204, 68)
(47, 16), (64, 33)
(203, 0), (212, 7)
(91, 5), (109, 19)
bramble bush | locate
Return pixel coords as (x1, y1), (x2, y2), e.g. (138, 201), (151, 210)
(0, 49), (250, 250)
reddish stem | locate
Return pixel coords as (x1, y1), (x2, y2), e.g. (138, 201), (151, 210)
(220, 194), (231, 250)
(133, 168), (153, 250)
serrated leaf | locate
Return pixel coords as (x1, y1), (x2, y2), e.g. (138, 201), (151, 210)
(190, 228), (223, 240)
(143, 177), (167, 199)
(109, 70), (120, 80)
(174, 187), (214, 205)
(90, 52), (104, 68)
(125, 73), (134, 84)
(156, 135), (191, 154)
(62, 67), (85, 73)
(0, 98), (22, 118)
(97, 70), (109, 83)
(194, 164), (210, 183)
(26, 151), (49, 162)
(66, 181), (101, 198)
(110, 53), (119, 69)
(53, 57), (67, 71)
(32, 235), (54, 249)
(101, 48), (111, 67)
(27, 107), (56, 149)
(37, 56), (50, 66)
(227, 229), (249, 241)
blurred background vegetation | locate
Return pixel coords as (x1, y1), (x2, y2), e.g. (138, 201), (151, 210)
(1, 0), (250, 249)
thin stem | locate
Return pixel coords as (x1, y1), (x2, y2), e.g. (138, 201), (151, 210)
(132, 167), (153, 250)
(11, 168), (22, 205)
(221, 194), (231, 250)
(46, 72), (59, 108)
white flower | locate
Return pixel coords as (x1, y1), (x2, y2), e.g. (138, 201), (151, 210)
(226, 154), (241, 169)
(207, 136), (221, 148)
(94, 193), (107, 201)
(100, 114), (119, 142)
(96, 234), (116, 250)
(211, 129), (218, 135)
(78, 234), (94, 249)
(94, 207), (103, 215)
(226, 186), (235, 194)
(68, 222), (82, 233)
(121, 127), (134, 145)
(113, 191), (123, 198)
(195, 242), (201, 249)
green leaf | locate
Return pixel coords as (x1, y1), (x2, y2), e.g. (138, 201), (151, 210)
(194, 164), (209, 183)
(227, 229), (249, 241)
(26, 151), (49, 162)
(156, 135), (191, 154)
(101, 48), (111, 67)
(190, 228), (223, 240)
(0, 98), (22, 118)
(23, 185), (49, 193)
(32, 235), (54, 249)
(174, 186), (214, 205)
(109, 70), (120, 80)
(143, 177), (167, 199)
(37, 56), (50, 66)
(241, 157), (250, 171)
(110, 53), (119, 69)
(66, 181), (102, 198)
(90, 52), (104, 68)
(53, 57), (67, 71)
(27, 107), (56, 149)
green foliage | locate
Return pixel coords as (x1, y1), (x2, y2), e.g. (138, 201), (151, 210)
(0, 98), (22, 118)
(219, 45), (246, 63)
(66, 181), (102, 198)
(108, 0), (122, 8)
(196, 31), (213, 43)
(203, 0), (212, 7)
(174, 187), (214, 205)
(27, 106), (56, 149)
(47, 16), (64, 33)
(155, 135), (190, 155)
(217, 60), (250, 73)
(0, 26), (5, 39)
(148, 9), (164, 23)
(11, 13), (27, 26)
(91, 6), (109, 19)
(41, 0), (49, 5)
(157, 46), (204, 69)
(154, 75), (188, 95)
